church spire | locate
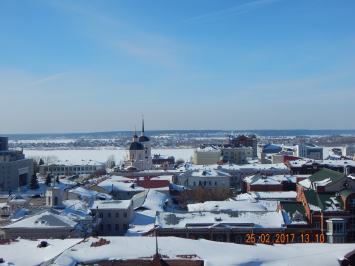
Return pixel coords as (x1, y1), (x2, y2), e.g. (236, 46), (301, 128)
(133, 126), (138, 142)
(141, 115), (145, 136)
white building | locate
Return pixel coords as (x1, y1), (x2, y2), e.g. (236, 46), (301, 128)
(343, 145), (355, 157)
(179, 169), (230, 189)
(39, 159), (105, 176)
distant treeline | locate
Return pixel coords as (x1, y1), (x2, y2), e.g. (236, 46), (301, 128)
(3, 129), (355, 140)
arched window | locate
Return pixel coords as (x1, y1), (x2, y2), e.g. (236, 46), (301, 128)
(48, 196), (51, 205)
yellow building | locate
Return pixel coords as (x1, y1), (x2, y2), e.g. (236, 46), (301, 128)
(194, 146), (221, 165)
(221, 147), (253, 164)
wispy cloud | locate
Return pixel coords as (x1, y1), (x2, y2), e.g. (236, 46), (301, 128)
(187, 0), (283, 22)
(26, 72), (72, 86)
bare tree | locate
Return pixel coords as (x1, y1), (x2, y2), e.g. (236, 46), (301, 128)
(89, 169), (107, 179)
(175, 158), (185, 165)
(106, 155), (116, 169)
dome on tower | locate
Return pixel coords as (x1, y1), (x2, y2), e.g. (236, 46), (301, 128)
(126, 142), (145, 150)
(139, 135), (150, 142)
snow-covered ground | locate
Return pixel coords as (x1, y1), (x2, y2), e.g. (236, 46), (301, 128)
(24, 148), (194, 163)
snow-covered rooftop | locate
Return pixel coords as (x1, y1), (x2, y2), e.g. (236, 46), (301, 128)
(2, 211), (78, 229)
(47, 159), (105, 166)
(156, 211), (285, 229)
(254, 191), (297, 199)
(187, 200), (267, 212)
(89, 200), (132, 210)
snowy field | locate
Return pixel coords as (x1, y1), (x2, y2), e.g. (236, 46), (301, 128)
(24, 146), (341, 162)
(24, 148), (195, 163)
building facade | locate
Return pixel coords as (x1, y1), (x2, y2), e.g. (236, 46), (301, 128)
(178, 169), (230, 189)
(39, 159), (105, 176)
(0, 137), (33, 192)
(90, 200), (133, 236)
(226, 135), (257, 158)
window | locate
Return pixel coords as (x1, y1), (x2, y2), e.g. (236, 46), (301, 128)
(123, 212), (127, 218)
(217, 236), (223, 242)
(107, 224), (111, 231)
(193, 181), (196, 186)
(333, 223), (345, 234)
(235, 236), (242, 244)
(100, 224), (103, 231)
(351, 231), (355, 243)
(351, 218), (355, 229)
(115, 224), (119, 231)
(99, 213), (103, 218)
(123, 224), (127, 230)
(107, 212), (111, 218)
(115, 212), (119, 218)
(215, 182), (217, 185)
(314, 221), (320, 228)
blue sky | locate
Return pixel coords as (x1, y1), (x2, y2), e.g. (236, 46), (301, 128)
(1, 0), (354, 134)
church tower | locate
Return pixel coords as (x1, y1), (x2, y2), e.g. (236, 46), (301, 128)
(139, 116), (152, 167)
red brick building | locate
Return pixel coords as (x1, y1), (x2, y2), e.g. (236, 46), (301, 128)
(279, 168), (355, 243)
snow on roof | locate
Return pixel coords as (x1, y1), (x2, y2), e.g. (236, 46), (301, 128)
(244, 174), (284, 185)
(9, 194), (29, 202)
(186, 163), (289, 171)
(169, 183), (187, 191)
(195, 146), (221, 152)
(47, 159), (105, 166)
(298, 178), (312, 189)
(254, 191), (297, 199)
(180, 169), (230, 178)
(2, 211), (78, 229)
(156, 211), (284, 229)
(46, 236), (355, 266)
(313, 178), (332, 187)
(68, 187), (112, 200)
(124, 209), (156, 236)
(141, 190), (167, 212)
(288, 159), (355, 168)
(187, 201), (267, 212)
(93, 176), (169, 192)
(0, 238), (82, 266)
(89, 200), (131, 210)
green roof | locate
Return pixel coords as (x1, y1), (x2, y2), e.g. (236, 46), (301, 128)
(303, 190), (345, 211)
(340, 189), (355, 199)
(280, 201), (307, 220)
(308, 168), (345, 187)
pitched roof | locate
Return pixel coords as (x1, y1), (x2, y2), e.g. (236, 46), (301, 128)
(308, 168), (345, 187)
(279, 201), (308, 225)
(303, 190), (345, 212)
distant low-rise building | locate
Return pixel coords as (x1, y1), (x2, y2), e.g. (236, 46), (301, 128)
(39, 159), (105, 176)
(226, 134), (257, 158)
(179, 169), (230, 189)
(194, 146), (221, 165)
(295, 144), (323, 160)
(285, 158), (355, 175)
(343, 145), (355, 157)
